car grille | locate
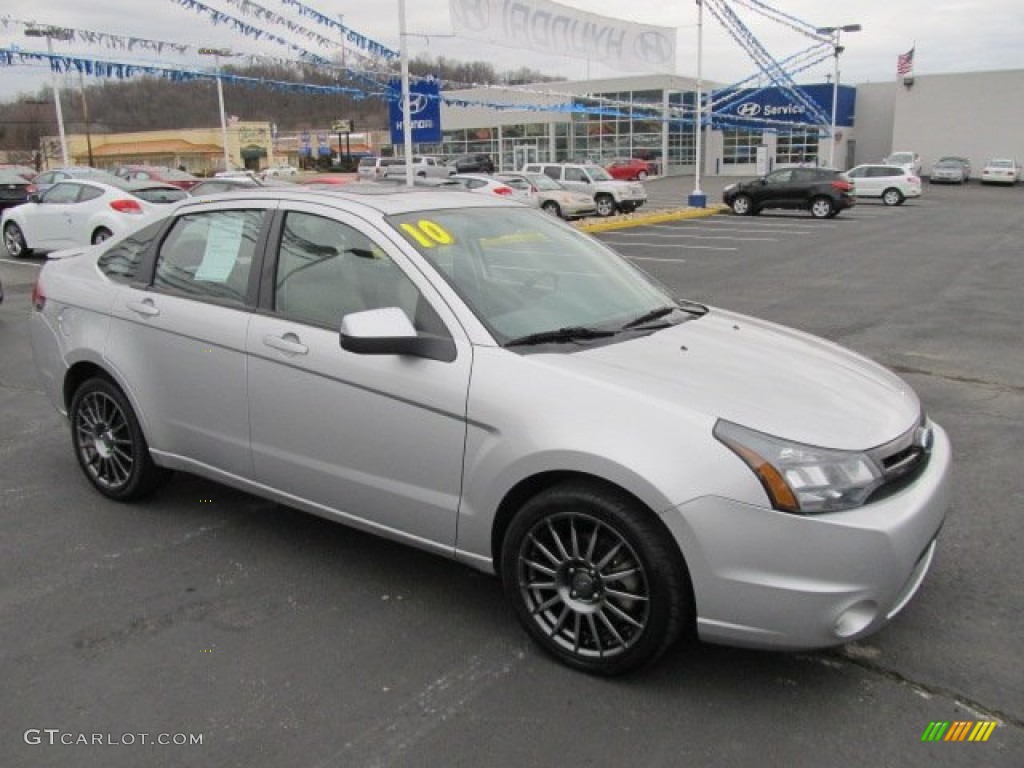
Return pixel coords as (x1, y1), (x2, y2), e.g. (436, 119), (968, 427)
(865, 414), (932, 503)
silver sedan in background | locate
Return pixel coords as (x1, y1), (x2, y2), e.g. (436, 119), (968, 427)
(29, 187), (951, 675)
(496, 172), (598, 219)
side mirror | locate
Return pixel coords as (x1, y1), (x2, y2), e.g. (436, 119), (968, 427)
(339, 307), (455, 363)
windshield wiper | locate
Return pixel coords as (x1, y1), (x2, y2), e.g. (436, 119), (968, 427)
(621, 306), (679, 330)
(504, 326), (617, 347)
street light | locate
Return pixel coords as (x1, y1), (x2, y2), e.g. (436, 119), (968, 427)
(24, 26), (74, 167)
(199, 47), (234, 173)
(815, 23), (861, 169)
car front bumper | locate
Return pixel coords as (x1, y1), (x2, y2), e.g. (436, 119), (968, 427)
(662, 422), (952, 650)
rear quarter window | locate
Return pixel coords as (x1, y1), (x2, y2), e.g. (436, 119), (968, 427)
(97, 220), (166, 283)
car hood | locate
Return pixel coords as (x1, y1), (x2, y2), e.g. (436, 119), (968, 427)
(536, 309), (919, 450)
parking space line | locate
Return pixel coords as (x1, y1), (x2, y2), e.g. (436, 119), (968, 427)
(617, 243), (737, 251)
(0, 258), (42, 267)
(626, 256), (688, 263)
(600, 231), (777, 242)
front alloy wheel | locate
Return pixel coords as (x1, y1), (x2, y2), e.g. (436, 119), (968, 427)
(731, 195), (753, 215)
(595, 195), (616, 217)
(502, 482), (690, 675)
(70, 377), (168, 501)
(3, 222), (29, 258)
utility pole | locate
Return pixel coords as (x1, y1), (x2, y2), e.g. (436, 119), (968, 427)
(24, 26), (74, 167)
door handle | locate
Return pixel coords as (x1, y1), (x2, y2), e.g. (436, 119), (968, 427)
(262, 333), (308, 356)
(127, 299), (160, 317)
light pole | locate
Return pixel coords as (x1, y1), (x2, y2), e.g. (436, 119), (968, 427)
(199, 47), (234, 173)
(815, 24), (861, 169)
(688, 0), (706, 208)
(24, 26), (74, 167)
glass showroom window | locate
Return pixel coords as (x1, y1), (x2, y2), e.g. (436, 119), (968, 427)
(722, 129), (761, 165)
(776, 129), (819, 166)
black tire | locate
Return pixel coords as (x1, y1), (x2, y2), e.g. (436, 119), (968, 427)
(501, 481), (692, 676)
(594, 194), (616, 217)
(809, 196), (835, 219)
(731, 194), (753, 216)
(70, 377), (170, 501)
(3, 221), (31, 258)
(541, 200), (562, 218)
(92, 227), (113, 245)
(881, 188), (904, 206)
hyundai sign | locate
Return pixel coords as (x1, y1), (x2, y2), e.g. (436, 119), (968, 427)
(389, 78), (442, 144)
(712, 84), (855, 129)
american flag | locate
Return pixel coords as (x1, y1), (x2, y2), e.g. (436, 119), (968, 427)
(897, 47), (915, 76)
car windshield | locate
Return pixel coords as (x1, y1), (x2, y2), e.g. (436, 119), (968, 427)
(988, 160), (1013, 168)
(934, 161), (959, 168)
(888, 153), (913, 163)
(387, 207), (678, 345)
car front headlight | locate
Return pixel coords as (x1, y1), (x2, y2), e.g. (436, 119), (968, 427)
(713, 420), (885, 514)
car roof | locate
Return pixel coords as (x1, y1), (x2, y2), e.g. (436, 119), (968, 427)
(172, 186), (508, 216)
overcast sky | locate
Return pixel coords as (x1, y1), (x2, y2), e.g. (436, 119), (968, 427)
(2, 0), (1023, 102)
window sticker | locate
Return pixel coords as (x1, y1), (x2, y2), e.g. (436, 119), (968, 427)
(399, 220), (454, 249)
(195, 217), (244, 283)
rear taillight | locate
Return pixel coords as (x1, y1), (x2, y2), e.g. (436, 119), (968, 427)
(110, 199), (144, 213)
(31, 277), (46, 311)
(832, 180), (853, 192)
(493, 186), (514, 196)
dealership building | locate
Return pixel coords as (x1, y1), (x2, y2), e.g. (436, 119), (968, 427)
(438, 68), (1024, 177)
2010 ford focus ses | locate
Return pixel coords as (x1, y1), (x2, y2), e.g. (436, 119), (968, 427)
(29, 186), (951, 675)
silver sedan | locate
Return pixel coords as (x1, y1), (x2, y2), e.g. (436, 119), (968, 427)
(29, 187), (951, 675)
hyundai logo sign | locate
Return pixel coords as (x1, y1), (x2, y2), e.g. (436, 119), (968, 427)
(736, 102), (762, 117)
(634, 31), (673, 66)
(401, 93), (430, 116)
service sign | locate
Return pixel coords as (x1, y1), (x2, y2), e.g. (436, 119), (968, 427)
(712, 84), (856, 129)
(389, 79), (442, 145)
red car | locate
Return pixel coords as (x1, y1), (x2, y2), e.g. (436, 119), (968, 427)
(605, 157), (655, 181)
(115, 165), (201, 191)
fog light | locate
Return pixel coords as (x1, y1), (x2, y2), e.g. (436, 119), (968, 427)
(833, 601), (878, 639)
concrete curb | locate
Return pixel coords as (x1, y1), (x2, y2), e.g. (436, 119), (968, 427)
(575, 204), (729, 233)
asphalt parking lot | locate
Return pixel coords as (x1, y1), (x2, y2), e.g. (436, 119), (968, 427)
(1, 177), (1022, 767)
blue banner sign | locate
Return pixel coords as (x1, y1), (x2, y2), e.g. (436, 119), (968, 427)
(389, 78), (442, 145)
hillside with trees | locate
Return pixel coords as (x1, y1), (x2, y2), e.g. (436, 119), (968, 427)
(0, 55), (561, 157)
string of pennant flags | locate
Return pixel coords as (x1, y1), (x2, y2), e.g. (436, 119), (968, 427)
(0, 1), (866, 132)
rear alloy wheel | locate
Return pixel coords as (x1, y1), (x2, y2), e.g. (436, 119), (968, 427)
(810, 196), (835, 219)
(501, 482), (691, 676)
(70, 377), (169, 501)
(881, 188), (905, 206)
(731, 194), (753, 216)
(92, 227), (113, 245)
(541, 201), (562, 218)
(3, 221), (30, 258)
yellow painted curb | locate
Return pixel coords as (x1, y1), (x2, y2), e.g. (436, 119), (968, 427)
(576, 204), (729, 233)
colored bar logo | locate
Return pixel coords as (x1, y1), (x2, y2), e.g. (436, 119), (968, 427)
(921, 721), (997, 742)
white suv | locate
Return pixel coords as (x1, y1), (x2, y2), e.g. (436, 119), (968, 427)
(521, 162), (647, 217)
(846, 164), (922, 206)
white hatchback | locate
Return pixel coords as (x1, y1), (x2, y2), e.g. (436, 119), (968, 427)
(846, 164), (922, 206)
(2, 178), (186, 256)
